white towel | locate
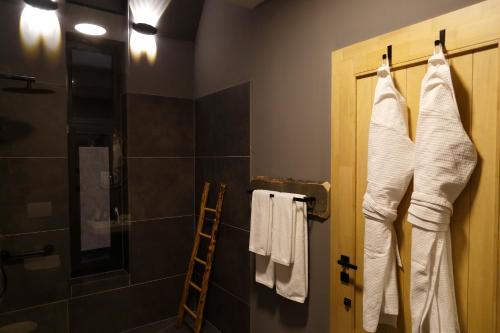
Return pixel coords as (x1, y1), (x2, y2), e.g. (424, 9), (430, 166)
(271, 192), (296, 266)
(276, 195), (308, 303)
(363, 63), (415, 333)
(249, 190), (275, 288)
(249, 190), (274, 255)
(255, 254), (275, 288)
(409, 47), (476, 333)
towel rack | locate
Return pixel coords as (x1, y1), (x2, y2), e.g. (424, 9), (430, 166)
(247, 189), (315, 203)
(248, 176), (330, 220)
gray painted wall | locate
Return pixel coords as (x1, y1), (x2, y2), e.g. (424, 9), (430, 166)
(193, 0), (480, 332)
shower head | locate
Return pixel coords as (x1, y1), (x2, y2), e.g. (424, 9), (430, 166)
(0, 73), (55, 94)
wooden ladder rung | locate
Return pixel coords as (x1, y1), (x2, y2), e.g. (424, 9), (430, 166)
(189, 281), (202, 292)
(183, 304), (197, 318)
(194, 257), (207, 265)
(199, 232), (212, 239)
(204, 207), (217, 213)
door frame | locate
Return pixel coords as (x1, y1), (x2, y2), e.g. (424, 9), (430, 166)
(330, 0), (500, 331)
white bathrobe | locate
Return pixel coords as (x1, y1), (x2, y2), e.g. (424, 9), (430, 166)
(408, 47), (477, 333)
(363, 63), (414, 332)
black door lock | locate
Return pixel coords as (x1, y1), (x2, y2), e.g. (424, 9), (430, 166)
(344, 297), (352, 308)
(338, 255), (357, 284)
(337, 255), (358, 270)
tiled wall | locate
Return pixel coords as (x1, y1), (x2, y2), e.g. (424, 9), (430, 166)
(69, 93), (195, 332)
(195, 82), (251, 333)
(0, 89), (196, 332)
(0, 81), (71, 327)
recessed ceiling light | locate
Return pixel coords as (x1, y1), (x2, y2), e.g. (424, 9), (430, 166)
(24, 0), (58, 11)
(75, 23), (106, 36)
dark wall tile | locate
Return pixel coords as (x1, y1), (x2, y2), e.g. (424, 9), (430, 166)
(211, 225), (250, 303)
(128, 158), (194, 220)
(205, 283), (249, 333)
(0, 158), (69, 235)
(127, 94), (194, 157)
(70, 286), (131, 333)
(130, 217), (194, 283)
(130, 275), (184, 328)
(70, 270), (130, 298)
(195, 83), (250, 157)
(195, 157), (250, 230)
(70, 276), (184, 333)
(0, 300), (68, 333)
(0, 84), (67, 157)
(0, 230), (70, 313)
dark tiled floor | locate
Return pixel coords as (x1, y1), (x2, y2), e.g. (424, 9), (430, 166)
(130, 217), (194, 284)
(127, 94), (194, 157)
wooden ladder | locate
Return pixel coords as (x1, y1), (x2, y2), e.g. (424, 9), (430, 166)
(176, 182), (226, 332)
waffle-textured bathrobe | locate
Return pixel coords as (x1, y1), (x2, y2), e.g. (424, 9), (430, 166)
(363, 63), (414, 332)
(408, 48), (477, 333)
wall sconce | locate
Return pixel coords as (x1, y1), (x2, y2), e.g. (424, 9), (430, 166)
(20, 0), (61, 55)
(24, 0), (58, 11)
(131, 22), (157, 35)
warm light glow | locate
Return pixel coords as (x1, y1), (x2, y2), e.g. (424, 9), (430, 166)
(129, 0), (170, 64)
(75, 23), (107, 36)
(129, 0), (171, 27)
(130, 30), (157, 64)
(19, 3), (61, 54)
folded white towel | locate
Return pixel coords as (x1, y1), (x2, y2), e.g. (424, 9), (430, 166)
(255, 254), (275, 288)
(363, 63), (414, 333)
(249, 190), (274, 255)
(271, 192), (296, 266)
(276, 195), (308, 303)
(409, 47), (476, 333)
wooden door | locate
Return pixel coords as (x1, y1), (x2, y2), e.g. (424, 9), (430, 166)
(331, 1), (500, 332)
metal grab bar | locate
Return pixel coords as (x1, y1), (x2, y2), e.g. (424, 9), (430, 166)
(0, 245), (54, 262)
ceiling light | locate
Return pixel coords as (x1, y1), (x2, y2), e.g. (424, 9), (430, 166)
(131, 23), (157, 35)
(24, 0), (58, 11)
(75, 23), (107, 36)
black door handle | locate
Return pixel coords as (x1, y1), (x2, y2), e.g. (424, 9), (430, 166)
(337, 255), (357, 270)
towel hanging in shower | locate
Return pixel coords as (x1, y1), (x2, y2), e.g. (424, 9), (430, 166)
(363, 62), (414, 333)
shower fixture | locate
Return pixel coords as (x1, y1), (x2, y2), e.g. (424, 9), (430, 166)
(131, 22), (158, 35)
(24, 0), (58, 10)
(0, 73), (55, 94)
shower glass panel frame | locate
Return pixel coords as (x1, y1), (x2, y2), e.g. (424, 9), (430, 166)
(66, 32), (128, 278)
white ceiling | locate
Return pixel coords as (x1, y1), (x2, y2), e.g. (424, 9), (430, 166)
(226, 0), (267, 9)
